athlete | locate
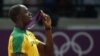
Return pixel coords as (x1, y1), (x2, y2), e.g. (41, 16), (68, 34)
(8, 4), (54, 56)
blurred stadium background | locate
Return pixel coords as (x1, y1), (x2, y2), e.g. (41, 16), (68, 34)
(0, 0), (100, 56)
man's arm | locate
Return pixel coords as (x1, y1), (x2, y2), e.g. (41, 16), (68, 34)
(37, 10), (54, 56)
(37, 29), (54, 56)
(44, 29), (54, 56)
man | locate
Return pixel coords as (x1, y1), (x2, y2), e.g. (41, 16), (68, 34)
(8, 4), (54, 56)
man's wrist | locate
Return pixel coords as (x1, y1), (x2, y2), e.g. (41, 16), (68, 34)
(45, 27), (52, 30)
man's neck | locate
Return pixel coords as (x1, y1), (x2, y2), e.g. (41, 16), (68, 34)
(15, 24), (27, 31)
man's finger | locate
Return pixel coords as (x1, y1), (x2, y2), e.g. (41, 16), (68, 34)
(40, 10), (47, 20)
(40, 10), (43, 13)
(40, 10), (45, 16)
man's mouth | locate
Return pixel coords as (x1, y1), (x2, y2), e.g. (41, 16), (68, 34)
(26, 11), (41, 29)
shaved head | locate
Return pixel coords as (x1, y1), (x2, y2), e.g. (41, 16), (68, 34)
(9, 4), (26, 22)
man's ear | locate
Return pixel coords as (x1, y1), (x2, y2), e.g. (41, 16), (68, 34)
(16, 15), (22, 21)
(16, 15), (22, 22)
(16, 15), (20, 19)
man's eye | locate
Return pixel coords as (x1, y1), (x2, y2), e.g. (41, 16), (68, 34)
(25, 11), (28, 13)
(26, 13), (29, 16)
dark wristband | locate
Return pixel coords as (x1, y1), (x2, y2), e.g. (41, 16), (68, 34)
(45, 28), (52, 30)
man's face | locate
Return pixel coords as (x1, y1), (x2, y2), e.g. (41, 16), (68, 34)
(18, 5), (32, 27)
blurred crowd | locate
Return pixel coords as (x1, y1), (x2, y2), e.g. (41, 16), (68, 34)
(0, 0), (100, 27)
(0, 0), (100, 17)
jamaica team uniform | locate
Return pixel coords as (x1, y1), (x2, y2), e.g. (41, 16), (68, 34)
(8, 27), (40, 56)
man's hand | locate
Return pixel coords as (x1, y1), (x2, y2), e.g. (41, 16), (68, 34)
(40, 10), (52, 29)
(38, 10), (54, 56)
